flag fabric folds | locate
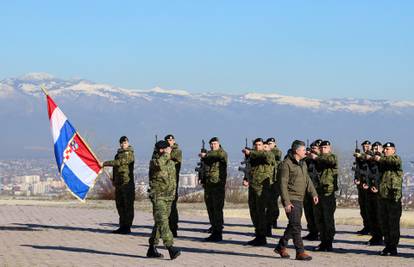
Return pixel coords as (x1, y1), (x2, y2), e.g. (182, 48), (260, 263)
(46, 95), (102, 201)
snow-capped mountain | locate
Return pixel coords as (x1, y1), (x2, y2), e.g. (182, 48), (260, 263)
(1, 73), (413, 160)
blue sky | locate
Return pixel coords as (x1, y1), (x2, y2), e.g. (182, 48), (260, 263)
(0, 0), (413, 99)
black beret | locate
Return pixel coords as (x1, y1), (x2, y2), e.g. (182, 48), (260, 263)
(320, 140), (331, 146)
(313, 139), (323, 146)
(383, 142), (395, 148)
(372, 141), (382, 147)
(209, 137), (220, 143)
(155, 140), (169, 149)
(119, 136), (129, 143)
(266, 137), (276, 143)
(361, 140), (371, 145)
(164, 134), (175, 140)
(253, 138), (264, 144)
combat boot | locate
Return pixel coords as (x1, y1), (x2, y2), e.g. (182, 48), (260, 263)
(274, 245), (290, 259)
(367, 237), (383, 246)
(380, 247), (390, 256)
(146, 245), (163, 258)
(205, 231), (222, 242)
(247, 235), (267, 246)
(388, 247), (398, 256)
(303, 233), (319, 241)
(296, 252), (312, 261)
(314, 243), (327, 251)
(167, 246), (181, 260)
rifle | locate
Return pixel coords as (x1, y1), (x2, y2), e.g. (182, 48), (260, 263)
(195, 139), (206, 185)
(355, 140), (360, 153)
(238, 138), (251, 184)
(306, 139), (311, 153)
(155, 135), (158, 143)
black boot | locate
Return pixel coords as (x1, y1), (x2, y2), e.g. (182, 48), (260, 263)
(205, 231), (222, 242)
(167, 246), (181, 260)
(367, 237), (383, 246)
(314, 243), (327, 251)
(303, 233), (319, 241)
(112, 227), (130, 234)
(380, 246), (390, 256)
(146, 245), (163, 258)
(246, 235), (267, 246)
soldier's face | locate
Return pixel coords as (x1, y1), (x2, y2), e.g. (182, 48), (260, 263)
(167, 138), (175, 146)
(362, 144), (371, 152)
(210, 141), (220, 151)
(384, 147), (395, 156)
(263, 144), (270, 151)
(254, 142), (263, 151)
(120, 141), (129, 150)
(321, 145), (331, 154)
(373, 146), (383, 153)
(268, 142), (276, 149)
(311, 146), (320, 154)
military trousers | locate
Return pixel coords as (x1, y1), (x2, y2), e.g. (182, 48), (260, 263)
(248, 180), (272, 237)
(149, 196), (174, 247)
(278, 200), (305, 253)
(357, 187), (370, 231)
(378, 198), (402, 249)
(314, 193), (336, 245)
(266, 182), (280, 227)
(204, 184), (225, 233)
(366, 191), (382, 240)
(304, 194), (318, 236)
(115, 183), (135, 230)
(169, 188), (179, 234)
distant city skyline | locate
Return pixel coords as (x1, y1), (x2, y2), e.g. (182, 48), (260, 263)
(1, 1), (413, 100)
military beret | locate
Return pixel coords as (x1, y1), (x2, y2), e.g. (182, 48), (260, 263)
(263, 141), (269, 145)
(155, 140), (169, 149)
(253, 138), (264, 144)
(266, 137), (276, 143)
(383, 142), (395, 148)
(119, 136), (129, 143)
(361, 140), (371, 145)
(313, 139), (323, 146)
(320, 140), (331, 146)
(209, 137), (220, 143)
(164, 134), (175, 140)
(372, 141), (382, 147)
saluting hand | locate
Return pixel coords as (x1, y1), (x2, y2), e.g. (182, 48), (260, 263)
(371, 186), (378, 193)
(242, 149), (250, 155)
(362, 183), (369, 190)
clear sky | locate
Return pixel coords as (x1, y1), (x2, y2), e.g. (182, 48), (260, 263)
(0, 0), (413, 100)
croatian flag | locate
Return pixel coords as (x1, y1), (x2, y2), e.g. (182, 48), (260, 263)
(46, 95), (102, 201)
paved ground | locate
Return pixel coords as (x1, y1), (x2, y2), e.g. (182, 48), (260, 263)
(0, 201), (413, 266)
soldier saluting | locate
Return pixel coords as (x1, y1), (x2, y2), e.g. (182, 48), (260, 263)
(146, 140), (181, 260)
(374, 142), (403, 256)
(102, 136), (135, 235)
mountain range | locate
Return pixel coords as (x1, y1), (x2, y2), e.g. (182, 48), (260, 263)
(1, 72), (413, 161)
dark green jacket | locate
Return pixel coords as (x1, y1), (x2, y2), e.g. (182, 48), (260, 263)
(148, 153), (177, 199)
(103, 146), (135, 186)
(278, 153), (317, 206)
(316, 153), (338, 196)
(202, 148), (228, 186)
(379, 154), (403, 202)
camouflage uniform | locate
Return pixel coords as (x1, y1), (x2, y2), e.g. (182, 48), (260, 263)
(169, 143), (182, 235)
(313, 152), (338, 248)
(267, 147), (282, 229)
(248, 150), (275, 238)
(355, 153), (370, 233)
(148, 153), (177, 247)
(202, 148), (228, 234)
(304, 155), (321, 238)
(103, 146), (135, 231)
(378, 154), (403, 252)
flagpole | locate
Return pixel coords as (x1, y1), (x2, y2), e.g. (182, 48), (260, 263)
(40, 85), (49, 96)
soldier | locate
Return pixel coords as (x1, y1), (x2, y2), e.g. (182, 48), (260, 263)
(364, 141), (383, 245)
(266, 137), (283, 230)
(146, 140), (181, 260)
(102, 136), (135, 234)
(303, 139), (322, 241)
(274, 140), (318, 261)
(354, 140), (372, 235)
(164, 134), (182, 237)
(199, 137), (228, 242)
(243, 138), (275, 246)
(374, 142), (403, 256)
(311, 140), (338, 251)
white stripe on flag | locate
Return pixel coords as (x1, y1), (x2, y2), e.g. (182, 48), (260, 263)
(64, 151), (98, 187)
(50, 107), (68, 144)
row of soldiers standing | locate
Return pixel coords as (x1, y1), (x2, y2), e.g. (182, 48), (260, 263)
(101, 135), (404, 260)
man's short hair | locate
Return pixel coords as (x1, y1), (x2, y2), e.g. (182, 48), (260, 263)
(291, 140), (306, 151)
(119, 136), (128, 143)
